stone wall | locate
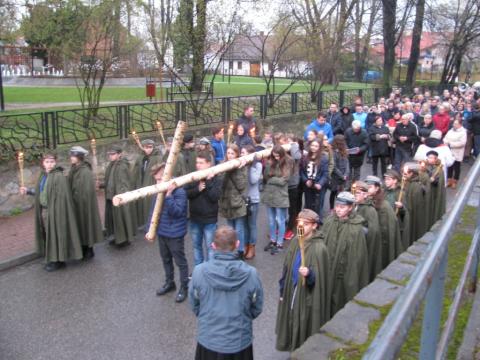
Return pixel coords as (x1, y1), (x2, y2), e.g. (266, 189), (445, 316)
(0, 112), (316, 217)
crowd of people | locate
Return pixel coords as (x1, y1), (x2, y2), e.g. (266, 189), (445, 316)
(19, 86), (480, 359)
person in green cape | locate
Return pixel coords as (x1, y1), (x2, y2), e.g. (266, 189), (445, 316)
(354, 181), (383, 282)
(384, 169), (411, 250)
(365, 175), (403, 269)
(322, 192), (369, 317)
(20, 153), (83, 271)
(181, 134), (197, 174)
(275, 209), (330, 352)
(102, 145), (136, 247)
(67, 146), (103, 259)
(424, 150), (447, 227)
(162, 137), (187, 177)
(132, 139), (161, 230)
(403, 162), (429, 243)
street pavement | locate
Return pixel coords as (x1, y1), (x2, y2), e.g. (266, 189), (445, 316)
(0, 162), (471, 360)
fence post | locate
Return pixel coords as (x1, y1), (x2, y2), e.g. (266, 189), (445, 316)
(339, 90), (345, 108)
(175, 101), (186, 122)
(45, 112), (57, 149)
(260, 95), (267, 119)
(291, 93), (297, 114)
(222, 98), (231, 124)
(374, 88), (380, 103)
(358, 89), (363, 100)
(317, 91), (323, 111)
(419, 252), (447, 360)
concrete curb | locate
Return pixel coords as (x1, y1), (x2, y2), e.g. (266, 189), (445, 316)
(0, 251), (39, 271)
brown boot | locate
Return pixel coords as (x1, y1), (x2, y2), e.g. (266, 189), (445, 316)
(245, 245), (256, 260)
(451, 179), (457, 189)
(447, 178), (453, 187)
(244, 244), (251, 259)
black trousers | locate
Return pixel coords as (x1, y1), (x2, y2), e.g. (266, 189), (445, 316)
(372, 155), (387, 177)
(158, 235), (189, 288)
(287, 186), (299, 230)
(447, 161), (461, 180)
(394, 146), (412, 172)
(195, 343), (253, 360)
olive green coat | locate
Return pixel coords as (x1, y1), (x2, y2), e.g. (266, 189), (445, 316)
(261, 162), (290, 208)
(275, 231), (331, 352)
(132, 150), (161, 227)
(181, 148), (197, 174)
(104, 158), (136, 245)
(405, 174), (429, 243)
(384, 187), (411, 250)
(322, 213), (369, 317)
(219, 168), (247, 219)
(68, 162), (103, 247)
(375, 199), (403, 269)
(426, 164), (446, 227)
(34, 167), (83, 262)
(356, 201), (383, 282)
(161, 151), (187, 178)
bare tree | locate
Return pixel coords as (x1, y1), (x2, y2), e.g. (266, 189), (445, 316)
(405, 0), (425, 89)
(381, 0), (414, 90)
(246, 16), (306, 108)
(434, 0), (480, 84)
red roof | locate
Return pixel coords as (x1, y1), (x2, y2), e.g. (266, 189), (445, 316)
(371, 32), (447, 59)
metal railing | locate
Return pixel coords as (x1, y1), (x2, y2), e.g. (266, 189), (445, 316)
(364, 157), (480, 360)
(0, 87), (380, 153)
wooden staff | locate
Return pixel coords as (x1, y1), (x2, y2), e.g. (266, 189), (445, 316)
(430, 162), (444, 182)
(156, 120), (167, 147)
(227, 121), (234, 144)
(351, 181), (357, 196)
(112, 143), (292, 207)
(145, 120), (187, 242)
(396, 174), (406, 216)
(131, 130), (144, 151)
(90, 138), (99, 183)
(297, 221), (306, 287)
(17, 151), (25, 187)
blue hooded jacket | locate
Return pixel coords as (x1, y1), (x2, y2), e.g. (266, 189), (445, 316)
(149, 187), (188, 238)
(189, 252), (264, 353)
(304, 119), (334, 143)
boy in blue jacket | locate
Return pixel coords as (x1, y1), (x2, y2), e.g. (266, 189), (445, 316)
(146, 163), (189, 303)
(189, 225), (264, 359)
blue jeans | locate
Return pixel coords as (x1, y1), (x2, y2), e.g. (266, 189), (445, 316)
(245, 203), (259, 246)
(316, 188), (327, 222)
(267, 207), (287, 245)
(190, 222), (217, 266)
(227, 217), (246, 252)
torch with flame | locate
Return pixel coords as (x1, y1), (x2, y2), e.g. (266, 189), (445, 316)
(249, 126), (256, 138)
(90, 138), (99, 183)
(17, 151), (25, 188)
(131, 130), (144, 151)
(396, 164), (408, 215)
(227, 122), (234, 144)
(156, 121), (167, 147)
(297, 220), (306, 287)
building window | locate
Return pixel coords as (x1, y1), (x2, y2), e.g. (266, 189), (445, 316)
(229, 61), (233, 70)
(237, 61), (242, 70)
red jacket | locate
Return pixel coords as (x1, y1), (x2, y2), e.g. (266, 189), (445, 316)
(433, 112), (450, 135)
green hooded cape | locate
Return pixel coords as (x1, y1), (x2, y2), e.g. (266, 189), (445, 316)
(322, 213), (369, 317)
(375, 198), (403, 269)
(405, 173), (429, 243)
(132, 149), (161, 228)
(384, 187), (411, 250)
(275, 231), (330, 352)
(426, 164), (446, 227)
(104, 158), (136, 245)
(68, 161), (103, 247)
(161, 151), (187, 178)
(34, 167), (83, 262)
(356, 201), (383, 282)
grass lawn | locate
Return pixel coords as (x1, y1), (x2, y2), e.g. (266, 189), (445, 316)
(2, 77), (373, 107)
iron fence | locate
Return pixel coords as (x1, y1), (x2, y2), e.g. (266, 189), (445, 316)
(0, 87), (384, 153)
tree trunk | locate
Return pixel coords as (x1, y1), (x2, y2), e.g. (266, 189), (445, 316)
(191, 0), (207, 93)
(405, 0), (425, 89)
(382, 0), (397, 91)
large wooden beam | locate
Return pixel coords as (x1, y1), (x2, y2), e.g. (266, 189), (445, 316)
(113, 143), (289, 207)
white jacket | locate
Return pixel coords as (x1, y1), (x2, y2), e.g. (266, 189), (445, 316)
(414, 143), (455, 183)
(443, 126), (467, 161)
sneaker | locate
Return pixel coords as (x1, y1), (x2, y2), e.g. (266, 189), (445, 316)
(284, 230), (294, 241)
(271, 244), (284, 255)
(264, 241), (276, 251)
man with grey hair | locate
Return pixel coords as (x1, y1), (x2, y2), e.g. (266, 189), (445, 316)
(345, 120), (369, 183)
(393, 114), (418, 171)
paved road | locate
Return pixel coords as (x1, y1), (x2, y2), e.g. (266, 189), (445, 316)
(0, 162), (470, 360)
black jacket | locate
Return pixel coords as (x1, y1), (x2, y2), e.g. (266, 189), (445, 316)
(471, 111), (480, 136)
(345, 128), (369, 167)
(393, 122), (418, 150)
(418, 122), (435, 140)
(368, 125), (390, 157)
(327, 112), (343, 135)
(185, 175), (222, 224)
(340, 109), (354, 134)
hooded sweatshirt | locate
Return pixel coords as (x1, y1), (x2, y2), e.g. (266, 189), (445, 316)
(189, 252), (264, 353)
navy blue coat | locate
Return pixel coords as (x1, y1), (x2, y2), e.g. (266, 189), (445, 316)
(150, 187), (188, 238)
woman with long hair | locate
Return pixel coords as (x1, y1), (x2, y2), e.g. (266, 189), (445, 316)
(219, 144), (248, 258)
(329, 135), (350, 210)
(300, 139), (329, 222)
(262, 145), (291, 254)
